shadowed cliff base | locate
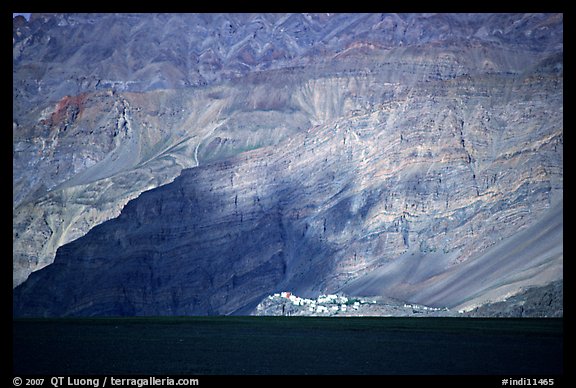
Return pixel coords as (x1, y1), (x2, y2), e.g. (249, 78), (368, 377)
(13, 74), (563, 316)
(13, 13), (562, 317)
(12, 149), (563, 316)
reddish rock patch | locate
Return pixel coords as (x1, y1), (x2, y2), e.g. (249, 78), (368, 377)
(50, 94), (87, 128)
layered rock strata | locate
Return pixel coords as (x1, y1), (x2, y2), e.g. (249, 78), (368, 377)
(14, 53), (562, 316)
(13, 13), (562, 316)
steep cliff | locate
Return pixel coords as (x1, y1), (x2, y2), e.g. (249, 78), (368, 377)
(13, 13), (562, 316)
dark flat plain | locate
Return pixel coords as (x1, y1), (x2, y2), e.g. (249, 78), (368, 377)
(13, 317), (563, 375)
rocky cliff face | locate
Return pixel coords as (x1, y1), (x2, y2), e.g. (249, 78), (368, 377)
(463, 280), (563, 318)
(13, 13), (562, 316)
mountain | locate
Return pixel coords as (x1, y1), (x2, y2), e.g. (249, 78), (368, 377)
(463, 280), (563, 317)
(13, 13), (562, 316)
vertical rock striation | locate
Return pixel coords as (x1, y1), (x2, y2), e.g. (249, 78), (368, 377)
(13, 13), (562, 316)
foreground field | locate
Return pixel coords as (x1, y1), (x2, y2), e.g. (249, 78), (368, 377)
(13, 317), (562, 375)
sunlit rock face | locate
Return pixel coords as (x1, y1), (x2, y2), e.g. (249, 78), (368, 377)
(13, 13), (562, 316)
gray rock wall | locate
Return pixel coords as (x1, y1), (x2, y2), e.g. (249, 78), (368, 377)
(13, 14), (563, 316)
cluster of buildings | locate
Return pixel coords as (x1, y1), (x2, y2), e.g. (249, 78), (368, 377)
(256, 291), (454, 317)
(269, 291), (374, 315)
(402, 303), (449, 313)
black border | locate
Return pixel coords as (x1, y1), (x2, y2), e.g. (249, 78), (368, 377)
(8, 3), (570, 383)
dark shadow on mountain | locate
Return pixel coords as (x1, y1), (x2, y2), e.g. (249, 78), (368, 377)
(12, 148), (346, 316)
